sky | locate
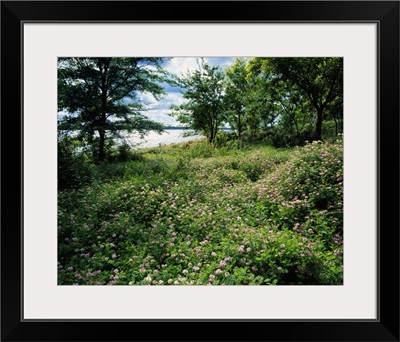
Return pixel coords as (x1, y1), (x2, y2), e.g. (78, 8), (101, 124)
(58, 57), (236, 127)
(137, 57), (235, 126)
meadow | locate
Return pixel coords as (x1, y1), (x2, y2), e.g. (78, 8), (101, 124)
(58, 135), (343, 285)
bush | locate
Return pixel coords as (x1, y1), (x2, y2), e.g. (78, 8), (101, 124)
(256, 138), (343, 245)
(105, 142), (144, 163)
(322, 120), (343, 142)
(58, 138), (343, 285)
(58, 137), (93, 190)
(213, 131), (237, 148)
(267, 125), (315, 148)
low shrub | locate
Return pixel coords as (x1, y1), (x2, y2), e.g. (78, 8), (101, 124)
(58, 137), (93, 190)
(58, 137), (343, 285)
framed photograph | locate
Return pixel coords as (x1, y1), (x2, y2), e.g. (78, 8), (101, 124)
(1, 1), (399, 341)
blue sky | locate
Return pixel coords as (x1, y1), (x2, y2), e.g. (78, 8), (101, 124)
(138, 57), (235, 126)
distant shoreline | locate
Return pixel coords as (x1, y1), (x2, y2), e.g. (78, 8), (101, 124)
(123, 128), (205, 149)
(164, 126), (232, 131)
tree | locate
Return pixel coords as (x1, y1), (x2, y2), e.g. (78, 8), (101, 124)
(58, 57), (168, 162)
(170, 59), (226, 143)
(265, 76), (316, 145)
(242, 70), (279, 139)
(249, 57), (343, 141)
(224, 58), (248, 140)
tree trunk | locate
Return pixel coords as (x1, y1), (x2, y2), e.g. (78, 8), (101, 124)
(333, 115), (338, 136)
(315, 109), (323, 141)
(98, 59), (109, 163)
(98, 129), (106, 162)
(210, 126), (216, 143)
(238, 117), (241, 140)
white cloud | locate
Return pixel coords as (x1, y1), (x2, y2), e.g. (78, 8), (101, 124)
(144, 109), (180, 126)
(164, 57), (201, 76)
(140, 57), (236, 125)
(159, 92), (185, 108)
(163, 57), (234, 77)
(205, 57), (235, 70)
(136, 92), (158, 107)
(140, 92), (186, 126)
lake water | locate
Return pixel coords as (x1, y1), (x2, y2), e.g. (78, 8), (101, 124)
(122, 129), (205, 149)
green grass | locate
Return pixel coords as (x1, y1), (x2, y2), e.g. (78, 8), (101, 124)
(58, 137), (343, 285)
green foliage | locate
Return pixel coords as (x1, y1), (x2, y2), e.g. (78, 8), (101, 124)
(170, 58), (226, 143)
(105, 142), (143, 163)
(224, 58), (249, 139)
(58, 57), (169, 162)
(58, 136), (93, 190)
(255, 137), (343, 241)
(58, 138), (343, 285)
(250, 57), (343, 141)
(216, 57), (343, 147)
(267, 124), (315, 148)
(322, 120), (343, 142)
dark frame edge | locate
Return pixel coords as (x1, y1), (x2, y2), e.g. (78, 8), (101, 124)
(1, 1), (23, 341)
(1, 1), (399, 342)
(378, 1), (400, 339)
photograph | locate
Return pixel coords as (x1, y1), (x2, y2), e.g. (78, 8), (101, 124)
(57, 56), (344, 286)
(1, 0), (399, 340)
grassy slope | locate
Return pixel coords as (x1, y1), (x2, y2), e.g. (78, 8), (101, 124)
(58, 137), (343, 285)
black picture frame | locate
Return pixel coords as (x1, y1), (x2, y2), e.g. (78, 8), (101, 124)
(1, 1), (399, 341)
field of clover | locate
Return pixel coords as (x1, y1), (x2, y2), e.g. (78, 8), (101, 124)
(58, 136), (343, 285)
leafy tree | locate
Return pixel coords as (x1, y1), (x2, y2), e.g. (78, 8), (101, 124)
(323, 73), (343, 136)
(242, 71), (279, 139)
(224, 58), (248, 140)
(224, 58), (280, 141)
(266, 76), (316, 145)
(170, 59), (226, 143)
(248, 57), (343, 141)
(58, 57), (168, 162)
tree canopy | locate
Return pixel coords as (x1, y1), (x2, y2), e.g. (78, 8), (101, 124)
(58, 57), (343, 161)
(170, 59), (226, 143)
(58, 57), (169, 162)
(248, 57), (343, 141)
(224, 58), (248, 140)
